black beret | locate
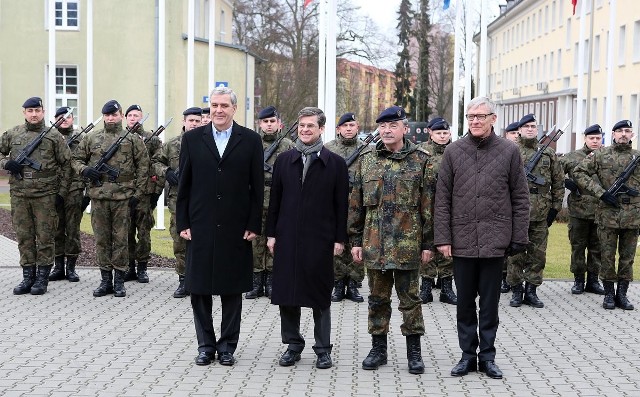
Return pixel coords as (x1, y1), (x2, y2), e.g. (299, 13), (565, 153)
(201, 107), (210, 114)
(505, 122), (520, 132)
(258, 106), (279, 120)
(612, 120), (632, 131)
(125, 104), (142, 117)
(518, 114), (536, 128)
(183, 107), (202, 116)
(101, 100), (121, 114)
(584, 124), (603, 135)
(337, 112), (356, 127)
(430, 119), (450, 131)
(375, 106), (406, 124)
(427, 117), (444, 130)
(55, 107), (71, 118)
(22, 97), (43, 108)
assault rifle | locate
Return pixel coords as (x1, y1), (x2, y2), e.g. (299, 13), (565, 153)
(67, 115), (103, 146)
(11, 107), (74, 180)
(144, 117), (173, 144)
(91, 113), (149, 186)
(524, 119), (571, 186)
(345, 130), (380, 167)
(605, 155), (640, 199)
(264, 121), (299, 173)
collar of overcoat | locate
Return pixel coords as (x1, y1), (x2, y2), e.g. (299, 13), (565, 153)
(289, 146), (330, 167)
(201, 121), (243, 162)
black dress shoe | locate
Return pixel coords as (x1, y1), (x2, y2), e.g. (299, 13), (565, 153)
(195, 351), (215, 366)
(315, 352), (332, 369)
(218, 352), (236, 366)
(279, 349), (301, 366)
(450, 359), (477, 376)
(479, 360), (503, 379)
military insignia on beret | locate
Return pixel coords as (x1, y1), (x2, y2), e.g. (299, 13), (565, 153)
(397, 109), (402, 117)
(627, 121), (631, 127)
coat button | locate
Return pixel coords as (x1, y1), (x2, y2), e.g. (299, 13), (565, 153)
(217, 195), (222, 199)
(217, 168), (222, 172)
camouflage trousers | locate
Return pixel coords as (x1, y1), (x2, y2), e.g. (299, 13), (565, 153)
(367, 269), (424, 336)
(169, 210), (186, 276)
(333, 242), (364, 282)
(568, 216), (601, 275)
(420, 250), (454, 279)
(597, 226), (638, 282)
(11, 194), (57, 267)
(128, 194), (153, 263)
(91, 199), (131, 271)
(55, 188), (84, 257)
(507, 220), (548, 286)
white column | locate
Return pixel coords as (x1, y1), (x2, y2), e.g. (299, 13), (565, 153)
(317, 0), (326, 110)
(323, 0), (337, 142)
(187, 0), (195, 107)
(463, 0), (473, 133)
(155, 0), (167, 230)
(86, 0), (94, 124)
(47, 0), (56, 119)
(208, 0), (216, 95)
(478, 0), (488, 97)
(451, 0), (463, 140)
(575, 0), (588, 148)
(604, 0), (616, 146)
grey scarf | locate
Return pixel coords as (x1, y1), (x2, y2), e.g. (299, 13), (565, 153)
(295, 137), (323, 183)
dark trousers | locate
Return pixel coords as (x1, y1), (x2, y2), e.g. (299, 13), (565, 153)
(190, 293), (242, 355)
(279, 305), (332, 354)
(453, 257), (502, 362)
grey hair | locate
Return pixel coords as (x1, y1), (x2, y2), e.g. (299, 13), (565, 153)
(298, 107), (326, 127)
(466, 96), (497, 114)
(209, 86), (238, 105)
(402, 118), (409, 127)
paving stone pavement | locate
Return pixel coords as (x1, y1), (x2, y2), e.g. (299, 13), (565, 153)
(1, 234), (640, 396)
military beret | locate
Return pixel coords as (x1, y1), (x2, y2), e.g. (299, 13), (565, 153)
(612, 120), (632, 131)
(505, 122), (520, 133)
(125, 104), (142, 117)
(183, 107), (202, 116)
(258, 106), (279, 120)
(22, 97), (43, 108)
(430, 119), (450, 131)
(518, 114), (536, 128)
(337, 112), (356, 127)
(375, 106), (406, 124)
(584, 124), (603, 135)
(201, 107), (210, 114)
(101, 100), (121, 114)
(55, 106), (71, 118)
(427, 117), (444, 130)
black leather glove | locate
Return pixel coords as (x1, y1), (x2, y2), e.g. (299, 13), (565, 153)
(82, 167), (101, 182)
(4, 160), (22, 175)
(506, 242), (527, 257)
(564, 178), (579, 193)
(55, 194), (64, 209)
(600, 192), (620, 208)
(81, 195), (91, 211)
(546, 208), (559, 227)
(129, 196), (139, 210)
(150, 193), (161, 210)
(166, 168), (179, 186)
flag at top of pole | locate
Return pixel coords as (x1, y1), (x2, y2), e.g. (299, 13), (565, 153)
(304, 0), (313, 7)
(444, 0), (450, 10)
(572, 0), (577, 15)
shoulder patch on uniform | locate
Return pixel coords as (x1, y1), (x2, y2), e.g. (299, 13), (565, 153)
(586, 152), (595, 158)
(416, 146), (431, 156)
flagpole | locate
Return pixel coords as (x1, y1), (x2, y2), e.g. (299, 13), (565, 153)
(317, 0), (326, 110)
(47, 0), (56, 120)
(324, 0), (337, 142)
(478, 0), (488, 97)
(155, 0), (167, 230)
(187, 0), (195, 107)
(451, 0), (462, 139)
(604, 0), (616, 146)
(463, 0), (473, 133)
(575, 0), (588, 148)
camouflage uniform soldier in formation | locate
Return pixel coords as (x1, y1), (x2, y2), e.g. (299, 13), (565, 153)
(350, 106), (435, 375)
(508, 114), (564, 309)
(574, 120), (639, 310)
(123, 105), (164, 283)
(72, 100), (149, 298)
(1, 97), (72, 295)
(417, 118), (457, 305)
(245, 106), (294, 299)
(151, 106), (202, 298)
(500, 121), (521, 293)
(325, 112), (365, 303)
(559, 124), (605, 295)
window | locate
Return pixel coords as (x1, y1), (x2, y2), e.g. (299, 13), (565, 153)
(633, 21), (640, 63)
(584, 39), (590, 70)
(618, 25), (626, 65)
(631, 95), (639, 130)
(552, 2), (556, 30)
(573, 42), (579, 75)
(55, 0), (78, 29)
(593, 35), (600, 71)
(53, 66), (79, 119)
(550, 51), (554, 79)
(557, 49), (562, 79)
(616, 95), (623, 121)
(543, 54), (547, 80)
(558, 1), (564, 26)
(219, 9), (226, 42)
(538, 10), (543, 36)
(591, 98), (598, 123)
(566, 19), (572, 49)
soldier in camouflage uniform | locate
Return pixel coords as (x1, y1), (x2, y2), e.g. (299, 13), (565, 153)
(417, 118), (457, 305)
(123, 105), (164, 283)
(1, 97), (72, 295)
(507, 114), (564, 309)
(574, 120), (639, 310)
(558, 124), (605, 295)
(72, 100), (149, 298)
(500, 121), (521, 293)
(245, 106), (294, 299)
(151, 106), (202, 298)
(349, 106), (435, 375)
(325, 112), (365, 303)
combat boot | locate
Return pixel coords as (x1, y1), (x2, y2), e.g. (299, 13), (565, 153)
(30, 265), (53, 295)
(264, 271), (273, 298)
(245, 272), (263, 299)
(362, 334), (388, 370)
(136, 261), (149, 283)
(123, 260), (137, 282)
(439, 276), (458, 305)
(113, 269), (127, 297)
(331, 278), (346, 302)
(419, 277), (433, 304)
(65, 256), (80, 282)
(571, 273), (585, 295)
(345, 278), (364, 303)
(500, 272), (510, 293)
(93, 270), (114, 297)
(509, 283), (524, 307)
(523, 282), (544, 308)
(615, 280), (634, 310)
(173, 275), (188, 298)
(602, 281), (615, 309)
(49, 255), (66, 281)
(584, 272), (605, 295)
(406, 334), (425, 374)
(13, 266), (36, 295)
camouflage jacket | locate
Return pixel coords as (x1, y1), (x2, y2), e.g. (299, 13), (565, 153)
(262, 131), (294, 209)
(71, 121), (149, 201)
(57, 126), (87, 193)
(348, 139), (435, 271)
(573, 142), (640, 229)
(138, 128), (164, 195)
(559, 144), (600, 219)
(325, 135), (371, 188)
(0, 120), (72, 198)
(519, 137), (564, 222)
(151, 132), (182, 211)
(417, 140), (448, 175)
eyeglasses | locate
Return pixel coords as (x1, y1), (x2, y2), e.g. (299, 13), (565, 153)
(465, 113), (494, 121)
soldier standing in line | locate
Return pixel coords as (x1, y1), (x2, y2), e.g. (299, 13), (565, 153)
(507, 114), (564, 309)
(201, 107), (211, 125)
(417, 118), (457, 305)
(559, 124), (606, 295)
(325, 112), (365, 303)
(245, 106), (294, 300)
(350, 106), (435, 375)
(72, 100), (149, 298)
(1, 97), (72, 295)
(500, 121), (521, 294)
(123, 105), (163, 283)
(574, 120), (639, 310)
(152, 106), (202, 297)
